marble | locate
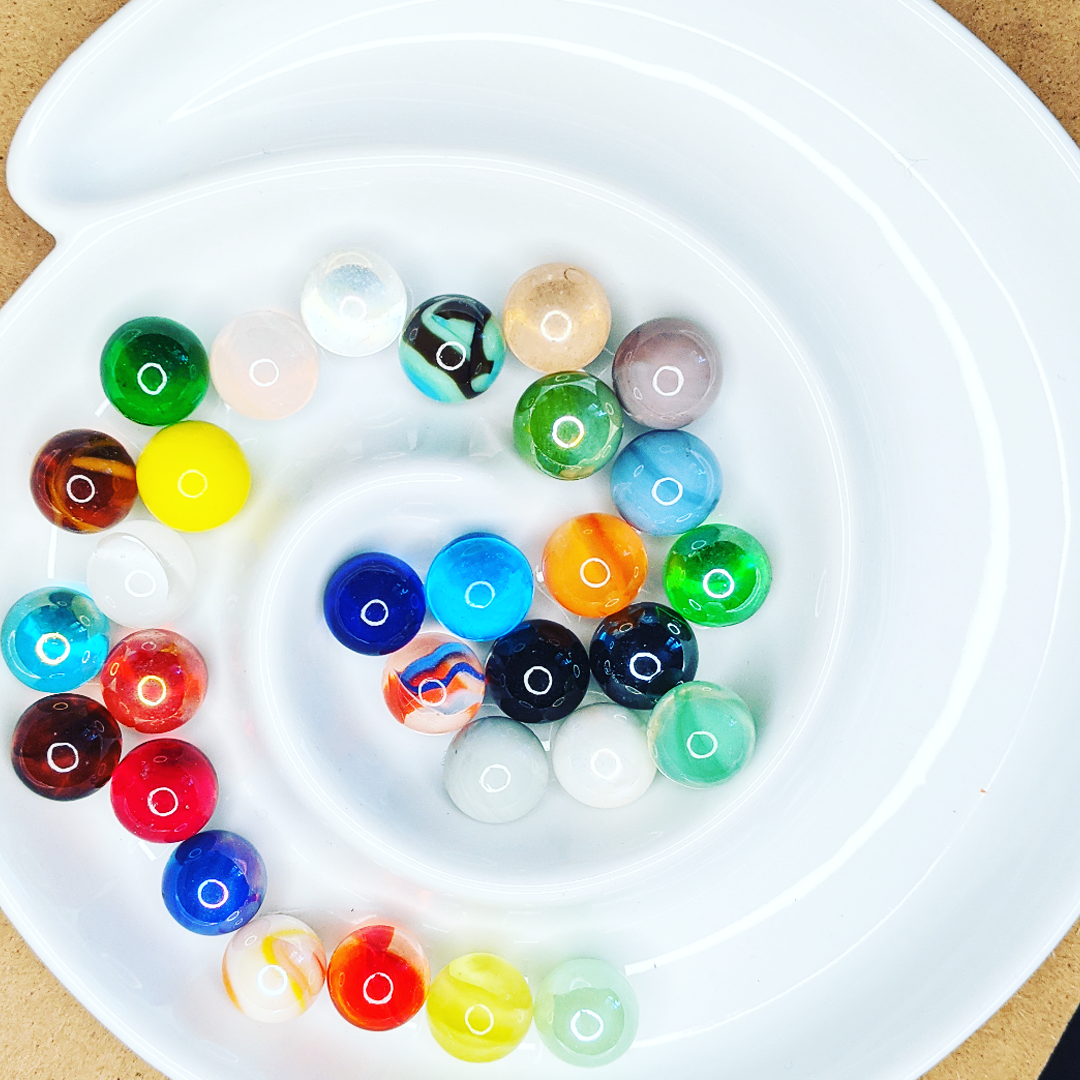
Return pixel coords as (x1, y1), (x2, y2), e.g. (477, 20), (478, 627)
(162, 829), (266, 935)
(399, 293), (505, 401)
(541, 513), (648, 618)
(300, 248), (407, 356)
(533, 957), (639, 1067)
(1, 587), (110, 692)
(647, 681), (756, 787)
(327, 922), (429, 1030)
(485, 619), (589, 724)
(589, 602), (698, 709)
(109, 738), (217, 842)
(426, 952), (533, 1062)
(223, 914), (327, 1023)
(663, 523), (772, 626)
(382, 633), (485, 734)
(612, 316), (721, 428)
(425, 533), (533, 641)
(443, 717), (549, 824)
(136, 421), (251, 532)
(100, 316), (209, 425)
(210, 310), (319, 419)
(323, 552), (425, 655)
(100, 629), (208, 733)
(502, 263), (611, 372)
(86, 519), (197, 628)
(610, 429), (722, 536)
(513, 371), (623, 480)
(30, 429), (137, 533)
(551, 703), (655, 809)
(10, 694), (122, 800)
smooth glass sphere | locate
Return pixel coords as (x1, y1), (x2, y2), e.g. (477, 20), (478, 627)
(382, 633), (485, 734)
(443, 717), (549, 823)
(427, 953), (533, 1062)
(328, 923), (429, 1030)
(86, 519), (197, 628)
(223, 913), (327, 1023)
(513, 371), (623, 480)
(100, 316), (209, 425)
(1, 587), (109, 692)
(30, 429), (137, 533)
(109, 738), (218, 842)
(425, 533), (533, 641)
(534, 957), (639, 1067)
(647, 681), (756, 787)
(162, 829), (267, 935)
(610, 429), (722, 536)
(612, 316), (721, 428)
(300, 248), (407, 356)
(399, 294), (505, 401)
(541, 513), (647, 618)
(502, 263), (611, 372)
(324, 552), (425, 655)
(551, 703), (655, 809)
(11, 694), (122, 800)
(663, 523), (772, 626)
(136, 421), (251, 532)
(210, 310), (319, 419)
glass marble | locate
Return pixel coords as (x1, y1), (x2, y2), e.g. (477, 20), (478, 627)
(589, 602), (698, 709)
(610, 429), (722, 536)
(647, 681), (756, 787)
(30, 429), (137, 533)
(100, 629), (208, 733)
(534, 957), (639, 1067)
(443, 717), (549, 824)
(100, 316), (209, 426)
(612, 316), (721, 429)
(551, 703), (655, 809)
(664, 523), (772, 626)
(328, 922), (429, 1031)
(485, 619), (589, 725)
(11, 694), (122, 800)
(223, 913), (327, 1023)
(399, 294), (505, 401)
(541, 514), (647, 618)
(210, 310), (319, 420)
(324, 552), (425, 655)
(86, 519), (197, 628)
(1, 587), (110, 692)
(136, 421), (251, 532)
(300, 248), (407, 356)
(426, 952), (533, 1062)
(382, 633), (485, 734)
(110, 738), (218, 842)
(425, 533), (533, 641)
(502, 263), (611, 373)
(162, 829), (266, 935)
(513, 371), (623, 480)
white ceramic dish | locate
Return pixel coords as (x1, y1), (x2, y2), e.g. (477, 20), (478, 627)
(3, 1), (1080, 1077)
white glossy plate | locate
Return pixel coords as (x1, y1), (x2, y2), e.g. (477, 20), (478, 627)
(3, 1), (1080, 1078)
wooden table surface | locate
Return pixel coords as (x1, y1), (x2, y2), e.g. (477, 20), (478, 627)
(2, 1), (1080, 1077)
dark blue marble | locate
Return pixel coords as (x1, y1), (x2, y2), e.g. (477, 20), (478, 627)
(323, 552), (425, 655)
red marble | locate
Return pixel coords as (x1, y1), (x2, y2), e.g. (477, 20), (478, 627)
(100, 629), (208, 733)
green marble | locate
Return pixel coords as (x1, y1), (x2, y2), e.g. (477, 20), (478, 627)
(101, 316), (209, 426)
(513, 371), (623, 480)
(647, 681), (755, 788)
(663, 522), (771, 626)
(533, 958), (638, 1067)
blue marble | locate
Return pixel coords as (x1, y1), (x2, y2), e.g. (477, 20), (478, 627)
(425, 533), (533, 641)
(161, 830), (266, 935)
(1, 587), (110, 692)
(589, 602), (698, 708)
(324, 553), (425, 655)
(609, 429), (721, 536)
